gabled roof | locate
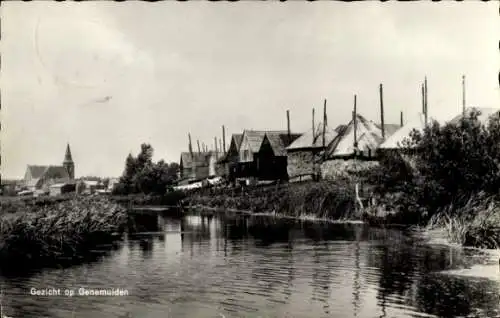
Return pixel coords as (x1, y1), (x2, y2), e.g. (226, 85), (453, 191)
(241, 130), (289, 154)
(232, 134), (243, 151)
(326, 114), (393, 157)
(286, 122), (342, 151)
(25, 165), (70, 187)
(26, 165), (49, 179)
(263, 132), (302, 156)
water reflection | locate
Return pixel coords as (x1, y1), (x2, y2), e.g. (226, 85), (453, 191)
(0, 213), (498, 318)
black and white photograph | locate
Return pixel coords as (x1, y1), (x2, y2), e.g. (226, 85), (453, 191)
(0, 1), (499, 317)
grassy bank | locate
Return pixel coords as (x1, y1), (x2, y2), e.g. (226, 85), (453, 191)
(0, 196), (127, 271)
(185, 180), (360, 221)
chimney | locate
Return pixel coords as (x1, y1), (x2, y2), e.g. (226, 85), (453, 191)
(214, 137), (218, 157)
(222, 125), (226, 154)
(312, 108), (315, 145)
(286, 110), (291, 145)
(379, 84), (386, 141)
(353, 95), (358, 149)
(400, 111), (404, 127)
(188, 133), (193, 156)
(197, 140), (201, 154)
(219, 138), (223, 156)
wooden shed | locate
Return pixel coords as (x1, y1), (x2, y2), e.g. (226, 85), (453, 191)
(255, 132), (301, 181)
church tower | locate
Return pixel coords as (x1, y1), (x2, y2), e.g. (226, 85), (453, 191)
(63, 143), (75, 180)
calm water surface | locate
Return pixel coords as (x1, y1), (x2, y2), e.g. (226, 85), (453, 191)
(1, 213), (499, 318)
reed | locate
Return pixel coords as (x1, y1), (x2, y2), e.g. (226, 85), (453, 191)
(0, 196), (127, 269)
(426, 193), (500, 248)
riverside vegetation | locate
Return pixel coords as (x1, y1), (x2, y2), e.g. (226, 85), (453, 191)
(0, 143), (184, 271)
(187, 109), (500, 249)
(0, 196), (128, 271)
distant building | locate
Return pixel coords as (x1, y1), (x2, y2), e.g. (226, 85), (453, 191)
(49, 183), (76, 197)
(23, 143), (76, 192)
(179, 151), (224, 183)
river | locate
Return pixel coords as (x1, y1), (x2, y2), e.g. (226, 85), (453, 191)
(0, 212), (499, 318)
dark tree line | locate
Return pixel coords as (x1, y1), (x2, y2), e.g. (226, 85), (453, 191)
(113, 144), (179, 195)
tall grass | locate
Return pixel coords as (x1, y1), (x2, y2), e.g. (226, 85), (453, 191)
(426, 193), (500, 249)
(186, 180), (358, 220)
(0, 196), (127, 269)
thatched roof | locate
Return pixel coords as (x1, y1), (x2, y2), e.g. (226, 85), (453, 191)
(378, 107), (499, 151)
(326, 114), (392, 158)
(263, 132), (302, 156)
(378, 113), (428, 150)
(286, 122), (343, 151)
(448, 107), (500, 125)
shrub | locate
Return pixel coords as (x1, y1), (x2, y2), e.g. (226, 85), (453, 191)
(376, 109), (500, 222)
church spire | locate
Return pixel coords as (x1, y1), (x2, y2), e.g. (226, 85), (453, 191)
(63, 143), (73, 163)
(63, 143), (75, 180)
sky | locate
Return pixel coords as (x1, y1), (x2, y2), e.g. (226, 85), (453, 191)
(1, 2), (499, 179)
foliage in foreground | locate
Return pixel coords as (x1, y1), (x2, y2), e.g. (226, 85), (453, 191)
(0, 196), (128, 268)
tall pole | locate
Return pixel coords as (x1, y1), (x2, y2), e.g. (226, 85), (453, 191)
(219, 138), (223, 155)
(214, 137), (218, 156)
(421, 83), (425, 117)
(400, 111), (404, 127)
(197, 140), (201, 154)
(312, 108), (315, 145)
(286, 110), (291, 145)
(462, 75), (466, 115)
(379, 83), (386, 141)
(188, 133), (193, 156)
(424, 76), (428, 126)
(222, 125), (226, 154)
(322, 99), (327, 149)
(353, 95), (358, 149)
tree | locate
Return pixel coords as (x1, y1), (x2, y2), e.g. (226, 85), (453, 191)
(114, 144), (180, 195)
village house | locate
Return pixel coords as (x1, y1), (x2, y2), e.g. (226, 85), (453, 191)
(217, 133), (243, 182)
(286, 122), (344, 182)
(321, 114), (399, 179)
(231, 130), (290, 181)
(23, 143), (76, 193)
(179, 151), (225, 184)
